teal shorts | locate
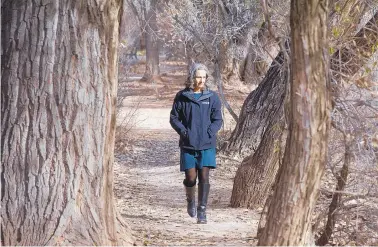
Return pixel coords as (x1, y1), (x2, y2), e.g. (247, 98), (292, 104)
(180, 148), (216, 172)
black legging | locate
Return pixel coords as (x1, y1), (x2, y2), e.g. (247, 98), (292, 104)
(183, 167), (210, 187)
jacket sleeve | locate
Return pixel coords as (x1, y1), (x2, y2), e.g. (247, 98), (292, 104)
(207, 93), (223, 137)
(169, 93), (187, 137)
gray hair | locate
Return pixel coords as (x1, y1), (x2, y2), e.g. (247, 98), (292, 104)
(185, 63), (210, 88)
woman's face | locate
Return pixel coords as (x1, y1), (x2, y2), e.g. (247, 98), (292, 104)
(193, 69), (207, 90)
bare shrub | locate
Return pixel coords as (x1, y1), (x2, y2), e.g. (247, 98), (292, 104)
(115, 96), (144, 153)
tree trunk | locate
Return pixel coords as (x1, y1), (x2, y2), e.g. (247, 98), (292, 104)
(258, 0), (330, 245)
(316, 136), (352, 245)
(240, 22), (280, 86)
(221, 53), (287, 160)
(219, 41), (241, 82)
(1, 0), (133, 245)
(219, 40), (233, 79)
(142, 0), (160, 81)
(230, 115), (286, 208)
(230, 52), (288, 208)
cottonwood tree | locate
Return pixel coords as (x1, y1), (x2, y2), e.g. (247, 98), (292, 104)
(1, 0), (132, 245)
(257, 2), (377, 246)
(126, 0), (160, 81)
(239, 21), (280, 85)
(220, 0), (291, 159)
(239, 0), (290, 86)
(258, 0), (330, 244)
(214, 0), (260, 81)
(229, 51), (289, 208)
(229, 0), (377, 209)
(143, 0), (160, 81)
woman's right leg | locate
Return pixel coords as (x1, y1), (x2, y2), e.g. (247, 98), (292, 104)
(184, 168), (197, 217)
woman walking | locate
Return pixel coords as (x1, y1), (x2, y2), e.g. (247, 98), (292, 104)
(169, 63), (223, 224)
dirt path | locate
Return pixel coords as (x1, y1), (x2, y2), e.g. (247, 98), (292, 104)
(114, 60), (260, 245)
(114, 110), (260, 246)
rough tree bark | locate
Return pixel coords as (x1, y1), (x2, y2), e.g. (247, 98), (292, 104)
(239, 0), (289, 85)
(1, 0), (133, 245)
(230, 52), (288, 208)
(142, 0), (160, 81)
(240, 22), (279, 85)
(258, 0), (330, 244)
(219, 40), (241, 82)
(220, 52), (287, 161)
(216, 1), (247, 82)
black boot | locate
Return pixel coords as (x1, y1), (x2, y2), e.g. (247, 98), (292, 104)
(185, 185), (196, 217)
(197, 183), (210, 224)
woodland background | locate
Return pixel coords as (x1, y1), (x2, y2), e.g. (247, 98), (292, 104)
(1, 0), (377, 245)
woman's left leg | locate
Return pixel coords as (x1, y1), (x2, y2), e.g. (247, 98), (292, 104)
(197, 167), (210, 224)
(198, 167), (210, 184)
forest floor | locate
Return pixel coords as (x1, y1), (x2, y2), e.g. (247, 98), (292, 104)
(113, 58), (260, 246)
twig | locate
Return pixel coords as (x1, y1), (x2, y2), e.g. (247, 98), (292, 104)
(172, 15), (213, 59)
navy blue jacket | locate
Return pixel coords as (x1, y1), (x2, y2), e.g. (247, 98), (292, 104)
(170, 88), (223, 150)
